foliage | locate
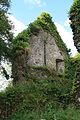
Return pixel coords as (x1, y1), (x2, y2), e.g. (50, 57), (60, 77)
(12, 35), (29, 51)
(74, 53), (80, 60)
(12, 12), (68, 55)
(71, 53), (80, 98)
(1, 10), (79, 119)
(0, 0), (13, 61)
(0, 0), (13, 80)
(64, 53), (80, 105)
(69, 0), (80, 52)
(0, 2), (80, 119)
(36, 12), (68, 53)
(1, 53), (80, 119)
(9, 105), (80, 120)
(0, 73), (74, 119)
(69, 0), (80, 103)
(0, 84), (25, 119)
(64, 57), (76, 80)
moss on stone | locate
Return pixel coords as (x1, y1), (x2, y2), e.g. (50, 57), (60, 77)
(12, 12), (68, 55)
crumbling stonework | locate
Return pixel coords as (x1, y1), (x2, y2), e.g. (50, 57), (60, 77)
(12, 49), (28, 84)
(12, 13), (67, 84)
(27, 67), (51, 79)
(27, 30), (64, 73)
(12, 30), (65, 84)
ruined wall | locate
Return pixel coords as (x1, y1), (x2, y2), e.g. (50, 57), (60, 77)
(12, 12), (67, 85)
(12, 30), (65, 84)
(27, 31), (44, 66)
(56, 60), (64, 73)
(27, 30), (64, 72)
(12, 49), (28, 84)
(45, 32), (64, 71)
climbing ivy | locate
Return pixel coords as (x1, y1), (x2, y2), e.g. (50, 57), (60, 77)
(71, 53), (80, 102)
(12, 12), (68, 55)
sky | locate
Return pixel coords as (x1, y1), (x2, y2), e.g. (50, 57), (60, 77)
(8, 0), (77, 55)
(10, 0), (73, 25)
(0, 0), (78, 90)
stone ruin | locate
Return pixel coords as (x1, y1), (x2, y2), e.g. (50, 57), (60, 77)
(27, 30), (64, 73)
(12, 13), (68, 84)
(12, 30), (66, 84)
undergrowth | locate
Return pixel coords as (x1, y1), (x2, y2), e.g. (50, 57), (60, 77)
(1, 53), (80, 119)
(0, 12), (80, 119)
(12, 12), (68, 56)
(0, 73), (77, 120)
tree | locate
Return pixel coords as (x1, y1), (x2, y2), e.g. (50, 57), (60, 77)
(0, 0), (13, 62)
(0, 0), (13, 79)
(69, 0), (80, 104)
(69, 0), (80, 52)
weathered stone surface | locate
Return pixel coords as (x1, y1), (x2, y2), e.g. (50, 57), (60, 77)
(27, 30), (64, 73)
(27, 67), (51, 79)
(27, 31), (44, 66)
(45, 32), (64, 71)
(12, 30), (65, 84)
(56, 59), (64, 73)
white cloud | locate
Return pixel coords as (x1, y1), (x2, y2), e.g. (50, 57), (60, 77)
(24, 0), (46, 7)
(9, 15), (77, 56)
(8, 15), (26, 36)
(64, 18), (71, 27)
(55, 22), (77, 56)
(0, 15), (27, 91)
(35, 0), (41, 5)
(0, 80), (9, 91)
(0, 16), (78, 90)
(0, 62), (12, 91)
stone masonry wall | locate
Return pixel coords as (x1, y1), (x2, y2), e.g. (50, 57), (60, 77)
(27, 30), (64, 72)
(45, 32), (64, 71)
(27, 31), (44, 66)
(12, 49), (28, 85)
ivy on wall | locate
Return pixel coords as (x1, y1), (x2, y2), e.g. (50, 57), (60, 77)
(12, 12), (68, 55)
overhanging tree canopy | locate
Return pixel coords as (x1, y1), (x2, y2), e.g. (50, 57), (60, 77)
(0, 0), (13, 62)
(0, 0), (13, 80)
(69, 0), (80, 52)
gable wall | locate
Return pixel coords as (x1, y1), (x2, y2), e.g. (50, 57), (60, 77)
(27, 30), (64, 71)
